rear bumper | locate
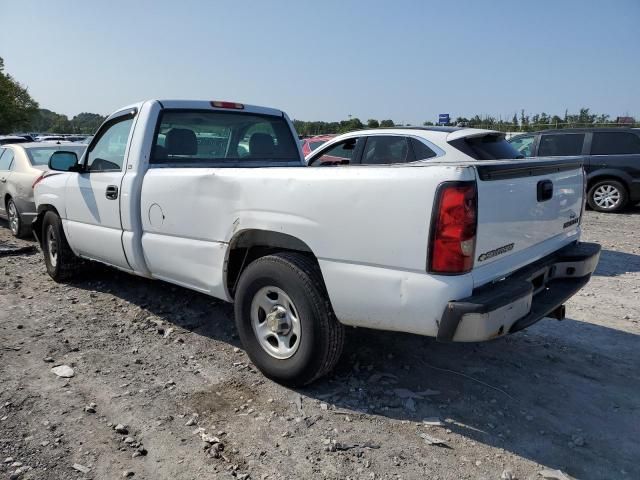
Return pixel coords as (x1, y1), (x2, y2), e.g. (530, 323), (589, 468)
(437, 241), (601, 342)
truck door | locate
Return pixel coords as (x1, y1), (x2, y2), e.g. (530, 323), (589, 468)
(64, 110), (136, 269)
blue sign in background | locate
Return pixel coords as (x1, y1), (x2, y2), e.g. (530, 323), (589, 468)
(438, 114), (450, 124)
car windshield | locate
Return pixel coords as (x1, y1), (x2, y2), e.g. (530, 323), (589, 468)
(26, 145), (86, 166)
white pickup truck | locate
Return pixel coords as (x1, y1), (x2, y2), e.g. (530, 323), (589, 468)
(33, 99), (600, 385)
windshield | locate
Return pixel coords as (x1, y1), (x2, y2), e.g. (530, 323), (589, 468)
(151, 110), (300, 166)
(26, 145), (86, 166)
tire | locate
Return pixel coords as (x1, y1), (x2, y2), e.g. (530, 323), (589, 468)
(41, 211), (82, 281)
(588, 180), (628, 213)
(6, 198), (29, 238)
(234, 252), (345, 386)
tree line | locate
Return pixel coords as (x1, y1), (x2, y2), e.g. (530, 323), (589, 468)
(0, 56), (106, 135)
(293, 118), (397, 136)
(449, 108), (636, 132)
(30, 109), (107, 134)
(294, 108), (637, 136)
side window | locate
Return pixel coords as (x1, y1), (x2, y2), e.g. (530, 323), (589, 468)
(362, 136), (411, 165)
(410, 138), (437, 160)
(509, 135), (535, 157)
(591, 132), (640, 155)
(538, 134), (585, 157)
(311, 138), (362, 166)
(86, 116), (134, 171)
(0, 148), (15, 170)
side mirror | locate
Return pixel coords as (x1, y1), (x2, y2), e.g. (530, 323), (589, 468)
(49, 151), (80, 172)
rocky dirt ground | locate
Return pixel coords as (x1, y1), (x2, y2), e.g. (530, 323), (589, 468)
(1, 208), (639, 480)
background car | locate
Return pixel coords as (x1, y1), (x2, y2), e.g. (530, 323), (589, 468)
(0, 143), (86, 237)
(36, 135), (68, 142)
(0, 135), (31, 146)
(508, 128), (640, 212)
(300, 134), (336, 156)
(305, 127), (467, 166)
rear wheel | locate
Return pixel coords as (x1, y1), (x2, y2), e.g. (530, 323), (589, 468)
(234, 252), (344, 386)
(41, 211), (82, 281)
(588, 180), (628, 213)
(6, 198), (28, 238)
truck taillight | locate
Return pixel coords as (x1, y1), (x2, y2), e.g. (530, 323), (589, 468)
(428, 181), (477, 274)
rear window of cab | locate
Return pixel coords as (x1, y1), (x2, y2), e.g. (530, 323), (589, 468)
(151, 110), (300, 166)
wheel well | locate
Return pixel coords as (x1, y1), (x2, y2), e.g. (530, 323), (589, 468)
(33, 205), (60, 245)
(587, 175), (629, 193)
(225, 230), (317, 298)
(4, 194), (11, 207)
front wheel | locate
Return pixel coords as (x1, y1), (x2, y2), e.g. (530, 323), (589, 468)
(41, 211), (82, 281)
(588, 180), (628, 213)
(234, 252), (344, 386)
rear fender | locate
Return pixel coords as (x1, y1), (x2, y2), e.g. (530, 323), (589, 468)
(586, 169), (632, 190)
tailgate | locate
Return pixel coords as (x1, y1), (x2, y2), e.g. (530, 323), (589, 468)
(472, 157), (585, 287)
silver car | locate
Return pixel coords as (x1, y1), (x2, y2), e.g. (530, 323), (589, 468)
(0, 143), (86, 237)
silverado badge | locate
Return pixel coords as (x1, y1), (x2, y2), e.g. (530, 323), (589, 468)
(477, 243), (515, 262)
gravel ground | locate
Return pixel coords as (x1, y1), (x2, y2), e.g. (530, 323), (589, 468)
(1, 208), (639, 480)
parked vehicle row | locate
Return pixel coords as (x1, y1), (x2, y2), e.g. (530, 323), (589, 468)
(508, 128), (640, 212)
(28, 99), (599, 386)
(0, 134), (92, 144)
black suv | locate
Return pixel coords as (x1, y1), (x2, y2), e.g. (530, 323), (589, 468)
(509, 128), (640, 212)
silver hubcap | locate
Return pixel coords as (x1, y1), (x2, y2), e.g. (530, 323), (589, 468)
(250, 286), (301, 360)
(46, 225), (58, 267)
(593, 184), (621, 209)
(7, 201), (19, 235)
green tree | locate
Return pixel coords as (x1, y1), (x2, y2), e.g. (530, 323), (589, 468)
(51, 114), (72, 133)
(0, 57), (39, 133)
(366, 119), (379, 128)
(338, 118), (363, 133)
(72, 112), (106, 134)
(379, 119), (395, 128)
(520, 109), (529, 130)
(423, 121), (435, 126)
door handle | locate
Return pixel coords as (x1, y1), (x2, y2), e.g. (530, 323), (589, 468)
(0, 178), (6, 183)
(105, 185), (119, 200)
(537, 180), (553, 202)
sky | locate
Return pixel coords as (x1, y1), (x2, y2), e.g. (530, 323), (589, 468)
(1, 0), (639, 123)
